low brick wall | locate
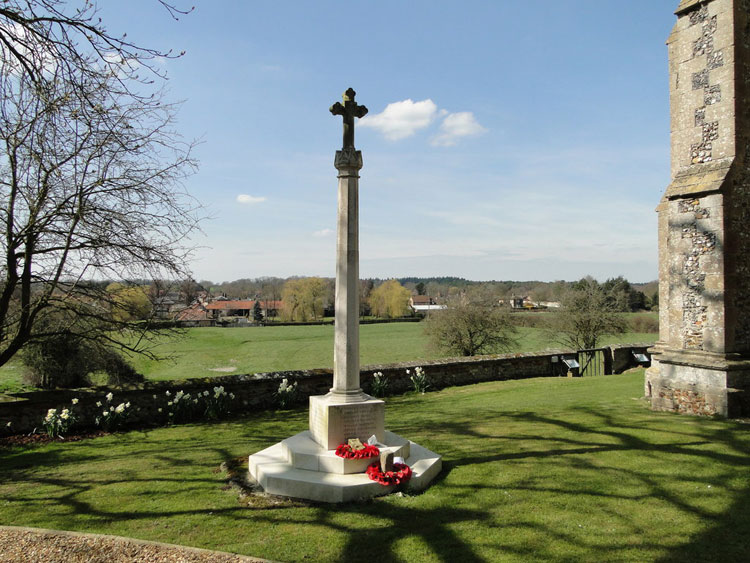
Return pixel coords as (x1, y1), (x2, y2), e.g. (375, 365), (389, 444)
(0, 344), (651, 435)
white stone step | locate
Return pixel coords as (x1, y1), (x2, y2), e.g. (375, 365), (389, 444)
(248, 431), (441, 503)
(280, 430), (410, 475)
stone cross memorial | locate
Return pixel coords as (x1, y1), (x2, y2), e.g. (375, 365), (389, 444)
(308, 88), (386, 449)
(248, 89), (441, 502)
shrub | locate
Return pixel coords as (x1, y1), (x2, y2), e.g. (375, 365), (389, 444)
(22, 331), (142, 389)
(629, 314), (659, 334)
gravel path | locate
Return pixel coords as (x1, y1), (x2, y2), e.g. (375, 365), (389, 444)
(0, 526), (271, 562)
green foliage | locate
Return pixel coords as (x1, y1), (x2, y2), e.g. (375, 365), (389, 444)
(106, 283), (152, 321)
(424, 299), (518, 356)
(281, 277), (329, 321)
(252, 301), (264, 323)
(628, 312), (659, 334)
(21, 328), (143, 389)
(369, 279), (411, 318)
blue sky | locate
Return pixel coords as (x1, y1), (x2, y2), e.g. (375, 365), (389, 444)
(100, 1), (676, 284)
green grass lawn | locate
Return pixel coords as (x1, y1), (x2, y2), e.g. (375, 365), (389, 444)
(1, 370), (748, 561)
(0, 322), (656, 393)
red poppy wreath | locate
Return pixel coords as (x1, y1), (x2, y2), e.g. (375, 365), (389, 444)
(334, 443), (380, 459)
(366, 462), (412, 486)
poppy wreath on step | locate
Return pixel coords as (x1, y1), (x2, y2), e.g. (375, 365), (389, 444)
(334, 443), (380, 459)
(366, 462), (412, 486)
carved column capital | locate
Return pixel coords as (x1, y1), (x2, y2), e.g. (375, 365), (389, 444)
(334, 148), (363, 170)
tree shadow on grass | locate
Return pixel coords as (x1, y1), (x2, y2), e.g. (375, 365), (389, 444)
(429, 408), (750, 561)
(2, 404), (750, 561)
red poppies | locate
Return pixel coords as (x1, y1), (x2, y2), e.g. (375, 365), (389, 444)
(366, 462), (412, 486)
(334, 443), (380, 459)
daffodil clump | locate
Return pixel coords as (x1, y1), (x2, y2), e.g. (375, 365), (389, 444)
(161, 386), (236, 424)
(370, 371), (389, 397)
(203, 385), (235, 420)
(275, 378), (298, 409)
(94, 392), (131, 431)
(41, 398), (79, 437)
(408, 366), (429, 394)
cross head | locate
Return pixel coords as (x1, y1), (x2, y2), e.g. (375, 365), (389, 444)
(330, 88), (368, 150)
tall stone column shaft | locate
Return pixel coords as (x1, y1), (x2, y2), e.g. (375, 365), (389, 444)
(332, 151), (362, 399)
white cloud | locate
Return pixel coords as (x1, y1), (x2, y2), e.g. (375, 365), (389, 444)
(313, 228), (334, 238)
(236, 194), (267, 205)
(359, 99), (438, 140)
(431, 112), (487, 146)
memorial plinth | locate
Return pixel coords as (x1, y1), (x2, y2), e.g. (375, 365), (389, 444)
(248, 88), (441, 502)
(309, 394), (384, 450)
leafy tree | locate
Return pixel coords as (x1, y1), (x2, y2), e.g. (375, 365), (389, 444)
(252, 300), (263, 323)
(369, 279), (411, 318)
(423, 297), (518, 356)
(546, 278), (627, 350)
(0, 1), (198, 367)
(360, 279), (374, 316)
(650, 290), (659, 311)
(281, 277), (328, 321)
(415, 282), (426, 296)
(106, 283), (152, 322)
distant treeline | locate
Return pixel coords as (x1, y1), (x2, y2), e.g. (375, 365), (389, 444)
(199, 275), (658, 313)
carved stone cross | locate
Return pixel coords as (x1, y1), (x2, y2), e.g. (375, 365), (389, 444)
(330, 88), (368, 150)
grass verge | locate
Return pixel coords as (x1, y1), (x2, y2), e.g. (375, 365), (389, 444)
(1, 370), (748, 562)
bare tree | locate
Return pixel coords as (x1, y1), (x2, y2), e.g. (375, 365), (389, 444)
(546, 278), (627, 350)
(0, 1), (198, 371)
(423, 296), (518, 357)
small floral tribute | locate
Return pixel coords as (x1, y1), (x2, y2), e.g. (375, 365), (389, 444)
(335, 442), (380, 459)
(366, 462), (412, 486)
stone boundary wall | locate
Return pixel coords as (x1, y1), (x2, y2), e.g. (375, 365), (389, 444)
(0, 344), (651, 435)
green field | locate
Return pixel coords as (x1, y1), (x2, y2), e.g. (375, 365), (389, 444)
(1, 371), (748, 561)
(0, 321), (657, 393)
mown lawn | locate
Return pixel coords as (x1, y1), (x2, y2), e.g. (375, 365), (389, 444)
(1, 370), (748, 562)
(0, 321), (656, 393)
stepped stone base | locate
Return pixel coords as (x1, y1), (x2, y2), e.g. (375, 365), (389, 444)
(248, 430), (442, 503)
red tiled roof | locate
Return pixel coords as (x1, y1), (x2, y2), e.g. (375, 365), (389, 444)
(205, 300), (282, 310)
(174, 304), (210, 321)
(411, 295), (434, 304)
